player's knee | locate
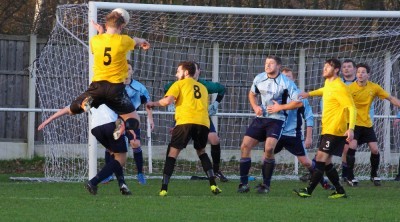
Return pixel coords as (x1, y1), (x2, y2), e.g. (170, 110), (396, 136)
(125, 118), (139, 130)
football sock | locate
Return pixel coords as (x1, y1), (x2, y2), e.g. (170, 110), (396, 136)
(239, 158), (251, 185)
(113, 160), (125, 187)
(307, 161), (325, 194)
(133, 147), (144, 174)
(325, 163), (344, 193)
(211, 144), (221, 172)
(199, 153), (216, 186)
(370, 153), (380, 178)
(91, 159), (120, 186)
(346, 148), (356, 179)
(262, 158), (275, 187)
(161, 156), (176, 191)
(341, 161), (348, 179)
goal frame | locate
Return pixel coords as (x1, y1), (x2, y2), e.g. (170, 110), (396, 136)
(87, 1), (400, 179)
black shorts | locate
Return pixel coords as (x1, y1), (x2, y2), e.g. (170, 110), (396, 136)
(318, 134), (347, 157)
(169, 124), (210, 150)
(354, 125), (377, 145)
(245, 118), (284, 141)
(274, 135), (307, 156)
(91, 122), (128, 153)
(70, 81), (135, 115)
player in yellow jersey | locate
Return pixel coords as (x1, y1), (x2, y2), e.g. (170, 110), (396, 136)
(146, 61), (221, 196)
(346, 63), (400, 186)
(294, 58), (356, 199)
(69, 9), (150, 140)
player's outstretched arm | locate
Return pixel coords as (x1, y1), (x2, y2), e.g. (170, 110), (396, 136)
(133, 37), (150, 50)
(37, 106), (72, 130)
(387, 95), (400, 107)
(145, 103), (155, 131)
(146, 96), (175, 109)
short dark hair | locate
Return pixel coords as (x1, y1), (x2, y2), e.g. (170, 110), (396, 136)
(266, 55), (282, 65)
(356, 63), (371, 73)
(342, 59), (356, 68)
(325, 58), (341, 70)
(178, 61), (196, 77)
(281, 67), (297, 79)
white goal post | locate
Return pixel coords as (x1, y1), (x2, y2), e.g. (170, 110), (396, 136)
(35, 2), (400, 181)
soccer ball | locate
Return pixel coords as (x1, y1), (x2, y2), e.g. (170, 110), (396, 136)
(112, 8), (130, 25)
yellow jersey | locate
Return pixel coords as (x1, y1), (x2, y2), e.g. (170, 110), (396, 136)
(309, 78), (356, 136)
(349, 81), (389, 127)
(90, 34), (135, 83)
(165, 78), (210, 128)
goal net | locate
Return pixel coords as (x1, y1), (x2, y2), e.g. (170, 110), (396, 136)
(35, 3), (400, 181)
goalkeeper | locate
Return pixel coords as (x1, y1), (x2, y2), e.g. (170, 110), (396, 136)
(163, 61), (228, 182)
(38, 104), (133, 196)
(69, 9), (150, 141)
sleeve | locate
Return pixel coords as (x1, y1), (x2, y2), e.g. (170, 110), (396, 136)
(139, 83), (151, 104)
(165, 81), (180, 99)
(198, 79), (226, 103)
(303, 99), (314, 127)
(287, 81), (300, 102)
(250, 76), (259, 94)
(164, 81), (174, 94)
(123, 35), (136, 51)
(309, 87), (324, 97)
(374, 83), (390, 100)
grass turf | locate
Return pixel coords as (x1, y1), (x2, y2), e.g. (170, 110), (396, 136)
(1, 174), (399, 221)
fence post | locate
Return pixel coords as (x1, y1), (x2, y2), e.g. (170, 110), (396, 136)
(27, 34), (37, 159)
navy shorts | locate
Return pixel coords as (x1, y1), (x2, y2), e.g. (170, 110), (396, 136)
(91, 122), (128, 153)
(318, 134), (347, 157)
(354, 125), (377, 145)
(274, 135), (306, 156)
(209, 119), (216, 133)
(169, 124), (210, 150)
(245, 118), (284, 141)
(70, 81), (135, 115)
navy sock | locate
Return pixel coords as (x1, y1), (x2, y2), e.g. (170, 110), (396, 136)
(239, 158), (251, 185)
(262, 159), (275, 187)
(346, 148), (356, 179)
(105, 151), (112, 164)
(133, 147), (144, 174)
(341, 162), (348, 178)
(211, 144), (221, 172)
(91, 159), (120, 186)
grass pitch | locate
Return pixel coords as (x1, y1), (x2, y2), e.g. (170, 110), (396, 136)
(1, 174), (399, 222)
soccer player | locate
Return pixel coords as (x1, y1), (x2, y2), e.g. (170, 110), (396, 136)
(276, 68), (333, 190)
(345, 63), (400, 186)
(395, 111), (400, 181)
(146, 61), (221, 196)
(237, 56), (303, 194)
(293, 58), (356, 199)
(163, 62), (228, 182)
(38, 104), (132, 195)
(340, 59), (374, 184)
(102, 62), (154, 185)
(69, 9), (150, 141)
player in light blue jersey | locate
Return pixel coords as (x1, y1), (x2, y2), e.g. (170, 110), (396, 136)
(237, 56), (303, 194)
(103, 62), (154, 185)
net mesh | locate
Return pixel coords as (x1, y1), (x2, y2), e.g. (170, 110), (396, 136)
(35, 4), (400, 181)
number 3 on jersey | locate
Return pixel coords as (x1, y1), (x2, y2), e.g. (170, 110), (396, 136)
(103, 47), (112, 66)
(193, 85), (202, 99)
